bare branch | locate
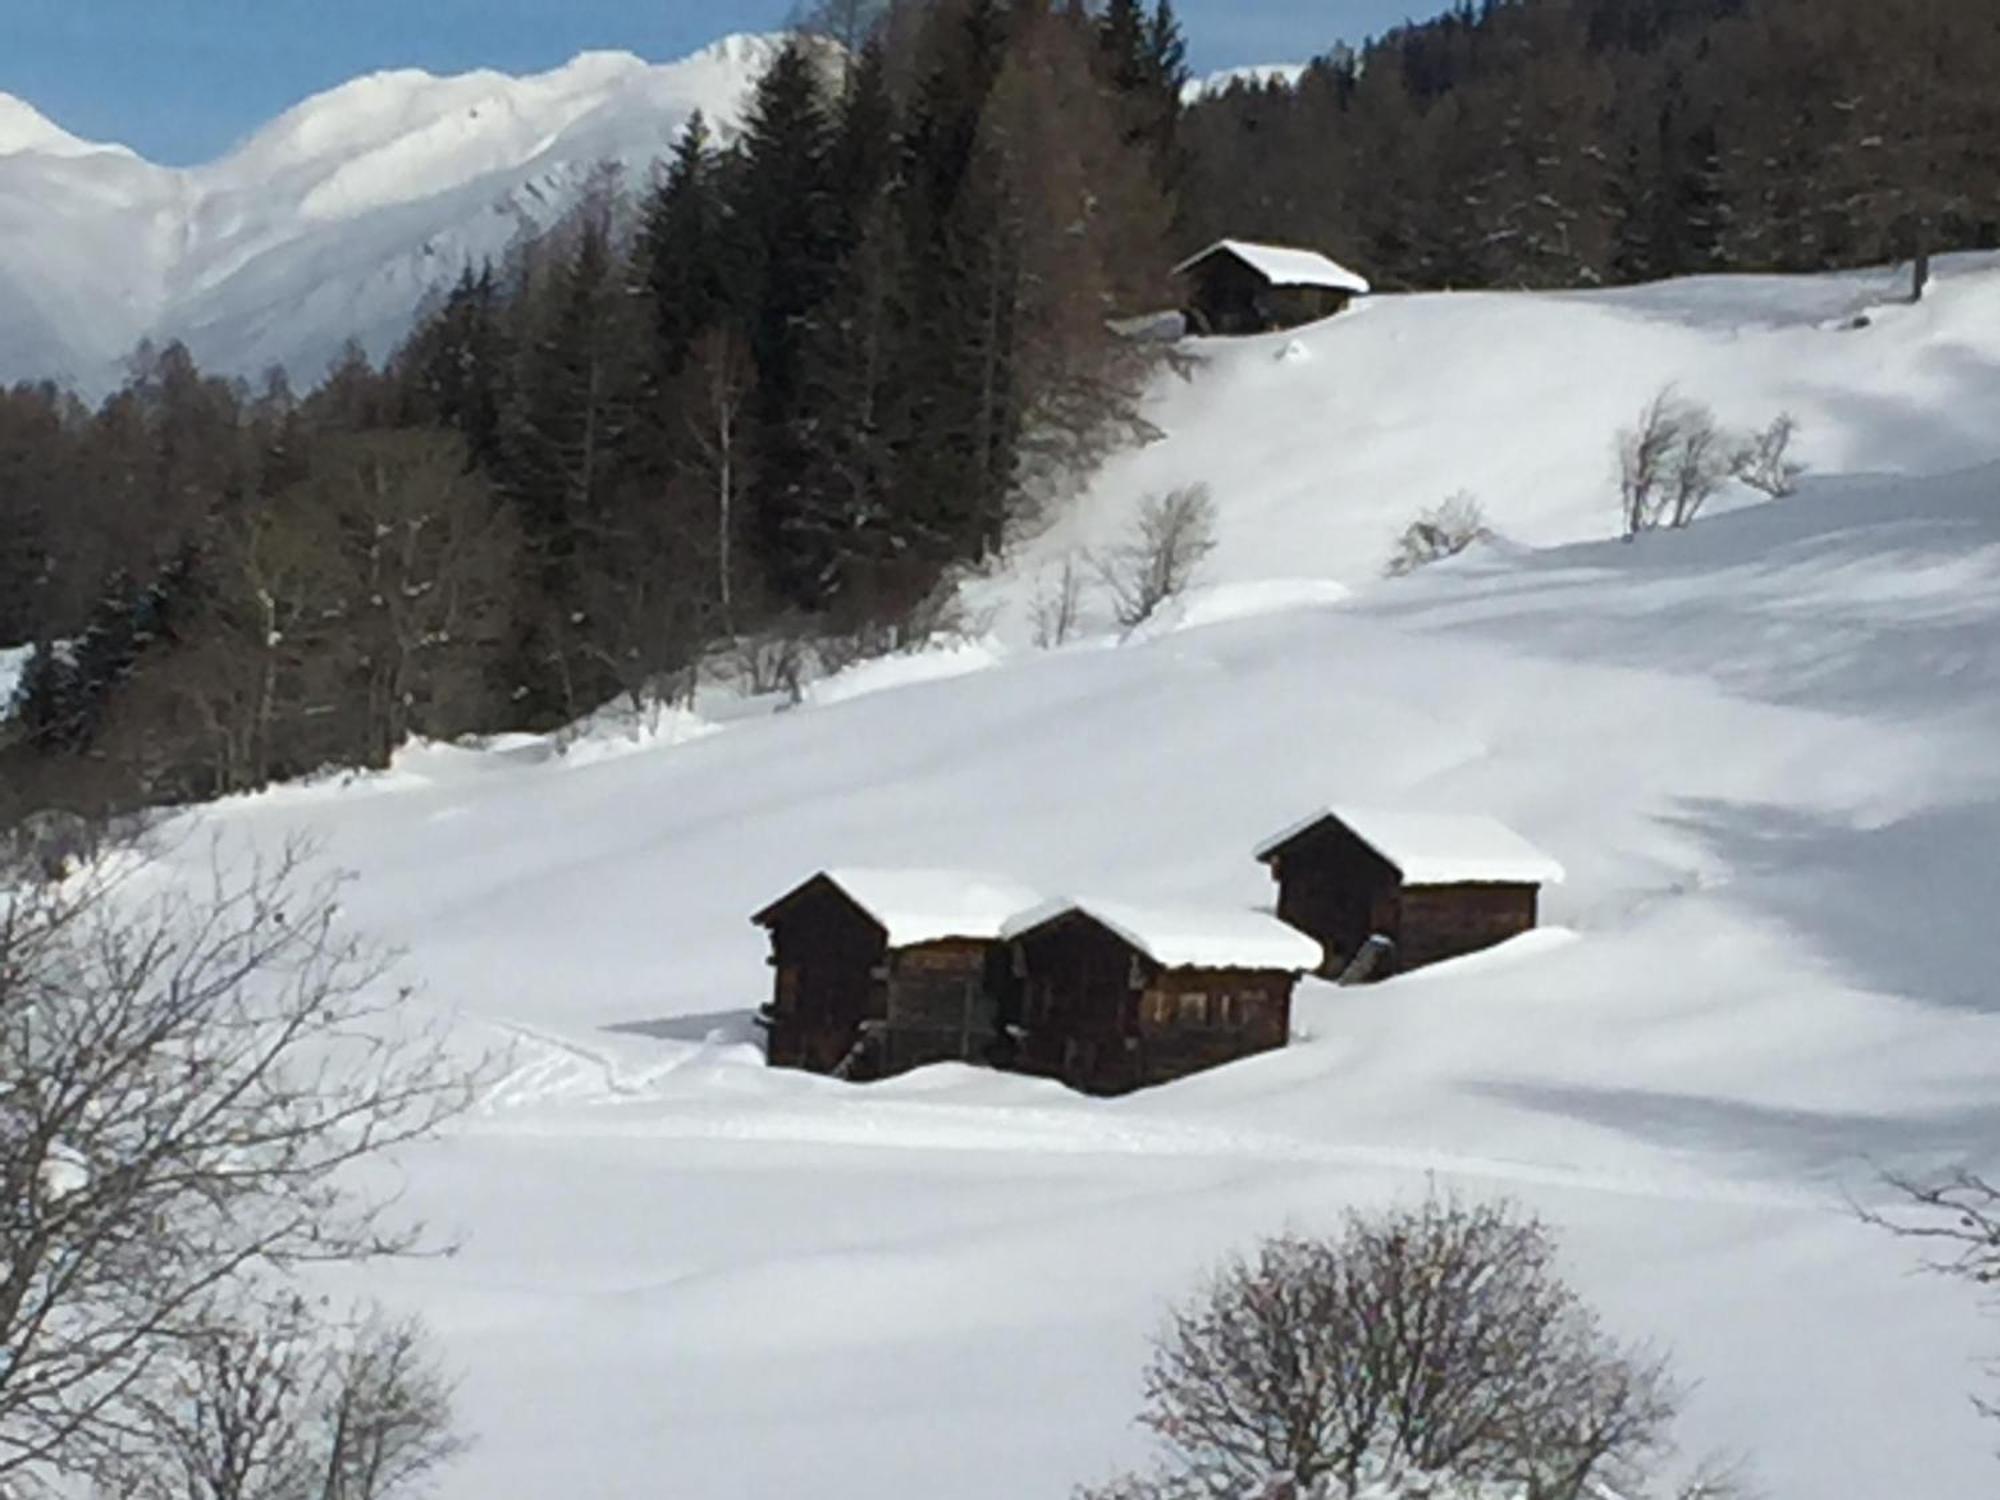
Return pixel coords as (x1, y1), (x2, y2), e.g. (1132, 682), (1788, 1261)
(0, 839), (479, 1486)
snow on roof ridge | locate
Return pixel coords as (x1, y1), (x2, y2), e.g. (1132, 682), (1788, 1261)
(1003, 897), (1322, 973)
(1174, 238), (1371, 296)
(1254, 806), (1565, 887)
(769, 866), (1045, 947)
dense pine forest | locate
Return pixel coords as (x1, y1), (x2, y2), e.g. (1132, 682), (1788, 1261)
(3, 0), (1995, 820)
(1180, 0), (2000, 290)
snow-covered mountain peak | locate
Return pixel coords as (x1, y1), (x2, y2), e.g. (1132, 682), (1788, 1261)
(0, 93), (131, 160)
(0, 33), (780, 393)
(682, 32), (789, 73)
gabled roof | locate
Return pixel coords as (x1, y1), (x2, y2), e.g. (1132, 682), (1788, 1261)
(1002, 898), (1322, 973)
(1254, 807), (1565, 887)
(753, 868), (1043, 948)
(1172, 239), (1372, 297)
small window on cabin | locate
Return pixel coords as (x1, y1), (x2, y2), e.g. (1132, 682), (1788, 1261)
(1214, 993), (1238, 1026)
(1144, 992), (1173, 1025)
(1177, 992), (1208, 1026)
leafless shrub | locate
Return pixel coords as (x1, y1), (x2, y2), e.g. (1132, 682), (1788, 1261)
(0, 807), (102, 883)
(1619, 388), (1683, 537)
(1664, 404), (1733, 529)
(811, 575), (994, 678)
(100, 1296), (462, 1500)
(1080, 1197), (1686, 1500)
(1096, 485), (1218, 631)
(1384, 492), (1493, 578)
(1860, 1165), (2000, 1426)
(1731, 414), (1806, 499)
(0, 842), (477, 1488)
(728, 617), (812, 704)
(1030, 552), (1090, 648)
(1619, 387), (1731, 536)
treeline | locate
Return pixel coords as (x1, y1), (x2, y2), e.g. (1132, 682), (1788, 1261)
(0, 0), (1185, 819)
(1180, 0), (2000, 290)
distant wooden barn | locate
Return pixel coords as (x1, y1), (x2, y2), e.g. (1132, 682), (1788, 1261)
(1173, 239), (1371, 336)
(1000, 899), (1322, 1096)
(752, 869), (1040, 1081)
(1255, 807), (1563, 982)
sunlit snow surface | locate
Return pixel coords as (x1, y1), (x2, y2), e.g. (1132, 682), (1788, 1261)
(126, 257), (2000, 1499)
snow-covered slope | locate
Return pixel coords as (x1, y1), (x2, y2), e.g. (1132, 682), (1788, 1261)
(0, 35), (775, 393)
(136, 255), (2000, 1499)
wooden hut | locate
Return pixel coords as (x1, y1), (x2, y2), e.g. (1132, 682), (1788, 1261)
(1173, 239), (1371, 336)
(1001, 899), (1322, 1095)
(1254, 807), (1563, 982)
(752, 869), (1041, 1081)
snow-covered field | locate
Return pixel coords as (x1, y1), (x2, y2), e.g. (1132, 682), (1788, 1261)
(132, 255), (2000, 1497)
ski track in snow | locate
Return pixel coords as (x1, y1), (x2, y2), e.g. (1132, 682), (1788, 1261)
(473, 1059), (1812, 1213)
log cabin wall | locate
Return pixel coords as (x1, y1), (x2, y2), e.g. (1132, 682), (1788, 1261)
(1266, 284), (1352, 326)
(761, 881), (888, 1075)
(1133, 968), (1295, 1086)
(1267, 821), (1404, 975)
(1184, 252), (1271, 334)
(879, 938), (1006, 1076)
(1012, 914), (1301, 1095)
(1010, 914), (1150, 1094)
(1183, 253), (1354, 336)
(1394, 884), (1539, 972)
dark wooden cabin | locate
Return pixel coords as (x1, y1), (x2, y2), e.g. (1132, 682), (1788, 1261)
(1002, 900), (1321, 1096)
(1173, 239), (1371, 336)
(1255, 807), (1563, 982)
(752, 869), (1041, 1081)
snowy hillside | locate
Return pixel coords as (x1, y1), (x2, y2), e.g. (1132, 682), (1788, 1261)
(0, 35), (775, 393)
(135, 256), (2000, 1498)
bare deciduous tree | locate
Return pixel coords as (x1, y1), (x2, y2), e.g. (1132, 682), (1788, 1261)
(678, 326), (756, 637)
(1029, 551), (1089, 648)
(316, 1310), (463, 1500)
(1081, 1198), (1689, 1500)
(1384, 492), (1493, 578)
(0, 844), (475, 1488)
(728, 616), (812, 704)
(325, 432), (520, 764)
(1731, 414), (1806, 499)
(1861, 1166), (2000, 1427)
(1096, 486), (1218, 631)
(100, 1295), (461, 1500)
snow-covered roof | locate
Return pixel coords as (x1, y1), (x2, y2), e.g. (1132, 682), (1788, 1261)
(1255, 807), (1565, 887)
(757, 868), (1043, 948)
(1173, 239), (1372, 296)
(1002, 898), (1322, 973)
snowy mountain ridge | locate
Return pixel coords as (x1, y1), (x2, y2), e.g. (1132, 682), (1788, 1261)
(1181, 62), (1308, 101)
(0, 35), (780, 393)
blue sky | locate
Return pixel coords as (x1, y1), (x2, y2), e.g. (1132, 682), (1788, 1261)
(3, 0), (1429, 166)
